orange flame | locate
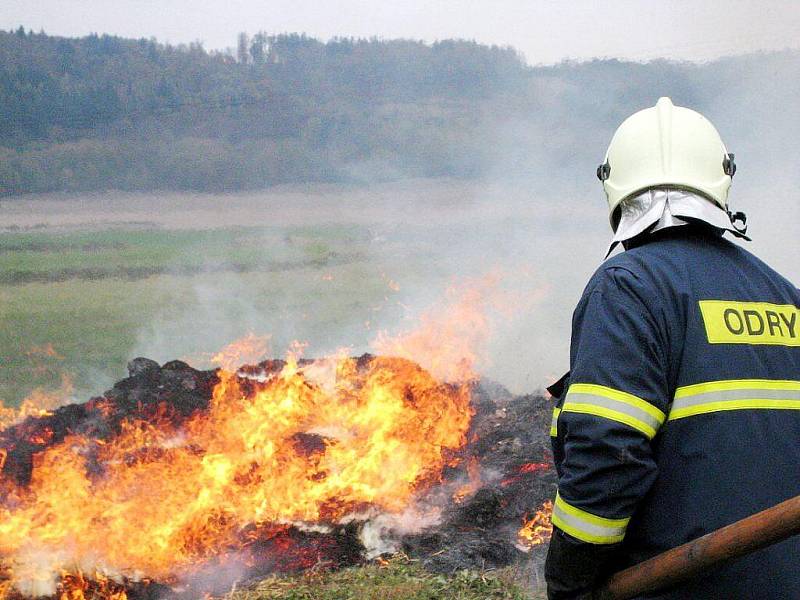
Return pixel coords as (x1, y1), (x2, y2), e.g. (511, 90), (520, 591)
(209, 333), (270, 371)
(57, 570), (128, 600)
(517, 500), (554, 549)
(0, 374), (74, 431)
(0, 277), (503, 597)
(0, 352), (472, 596)
(452, 456), (481, 504)
(25, 344), (64, 361)
(499, 461), (551, 488)
(372, 275), (502, 383)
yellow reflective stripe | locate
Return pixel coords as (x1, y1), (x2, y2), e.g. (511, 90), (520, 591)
(551, 492), (629, 545)
(671, 399), (800, 420)
(562, 383), (665, 439)
(675, 379), (800, 398)
(670, 379), (800, 421)
(568, 384), (665, 420)
(550, 407), (560, 437)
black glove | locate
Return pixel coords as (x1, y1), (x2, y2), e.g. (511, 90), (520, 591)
(545, 527), (620, 600)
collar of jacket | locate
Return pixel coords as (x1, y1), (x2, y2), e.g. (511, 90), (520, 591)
(606, 188), (750, 257)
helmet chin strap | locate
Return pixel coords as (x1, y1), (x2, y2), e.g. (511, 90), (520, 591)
(727, 209), (748, 236)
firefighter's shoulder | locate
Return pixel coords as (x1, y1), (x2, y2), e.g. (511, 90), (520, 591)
(581, 246), (656, 301)
(586, 230), (712, 296)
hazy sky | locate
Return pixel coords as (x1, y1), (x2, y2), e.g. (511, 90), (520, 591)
(4, 0), (800, 64)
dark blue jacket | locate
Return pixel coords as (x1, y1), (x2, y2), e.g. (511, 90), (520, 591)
(548, 227), (800, 599)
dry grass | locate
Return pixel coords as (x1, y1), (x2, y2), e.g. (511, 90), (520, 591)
(220, 556), (544, 600)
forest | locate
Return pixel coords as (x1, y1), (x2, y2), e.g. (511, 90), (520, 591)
(1, 27), (798, 196)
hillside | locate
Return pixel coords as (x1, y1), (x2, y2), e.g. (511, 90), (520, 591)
(1, 28), (798, 195)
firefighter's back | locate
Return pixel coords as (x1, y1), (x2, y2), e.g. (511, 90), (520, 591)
(616, 226), (800, 599)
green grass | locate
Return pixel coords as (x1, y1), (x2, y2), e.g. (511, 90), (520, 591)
(0, 224), (442, 407)
(1, 276), (172, 404)
(0, 225), (371, 282)
(223, 558), (542, 600)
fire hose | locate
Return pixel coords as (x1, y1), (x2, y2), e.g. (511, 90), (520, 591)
(594, 492), (800, 600)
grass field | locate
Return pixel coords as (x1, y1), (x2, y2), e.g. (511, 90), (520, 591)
(0, 182), (610, 406)
(0, 226), (369, 283)
(0, 222), (425, 406)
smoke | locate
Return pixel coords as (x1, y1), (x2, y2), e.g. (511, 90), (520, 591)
(166, 557), (251, 600)
(357, 505), (442, 559)
(8, 546), (66, 597)
(130, 214), (556, 393)
(129, 51), (800, 395)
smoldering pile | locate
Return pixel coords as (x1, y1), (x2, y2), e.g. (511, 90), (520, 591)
(0, 356), (556, 599)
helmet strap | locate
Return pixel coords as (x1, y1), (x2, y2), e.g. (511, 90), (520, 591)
(727, 209), (748, 235)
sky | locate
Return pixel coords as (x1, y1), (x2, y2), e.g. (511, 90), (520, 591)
(4, 0), (800, 64)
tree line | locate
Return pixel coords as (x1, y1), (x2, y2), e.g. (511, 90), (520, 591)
(0, 28), (797, 196)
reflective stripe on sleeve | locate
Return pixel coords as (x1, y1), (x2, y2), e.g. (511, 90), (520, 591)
(551, 492), (629, 544)
(561, 383), (666, 439)
(550, 407), (560, 437)
(670, 379), (800, 420)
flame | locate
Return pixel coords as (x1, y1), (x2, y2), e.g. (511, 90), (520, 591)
(372, 275), (501, 383)
(452, 456), (481, 503)
(24, 344), (66, 379)
(381, 274), (400, 292)
(0, 374), (74, 431)
(57, 571), (128, 600)
(517, 500), (554, 549)
(0, 277), (507, 597)
(499, 461), (551, 488)
(0, 352), (472, 597)
(209, 333), (270, 371)
(25, 344), (65, 361)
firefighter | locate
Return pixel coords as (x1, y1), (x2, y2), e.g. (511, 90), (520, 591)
(545, 97), (800, 599)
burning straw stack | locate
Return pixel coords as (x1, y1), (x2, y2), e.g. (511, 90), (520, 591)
(0, 355), (556, 599)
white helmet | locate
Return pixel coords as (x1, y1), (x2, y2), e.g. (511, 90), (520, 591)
(598, 97), (736, 230)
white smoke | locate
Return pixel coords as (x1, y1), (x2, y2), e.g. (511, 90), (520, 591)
(355, 505), (443, 559)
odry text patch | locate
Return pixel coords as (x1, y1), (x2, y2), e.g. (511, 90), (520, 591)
(699, 300), (800, 346)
